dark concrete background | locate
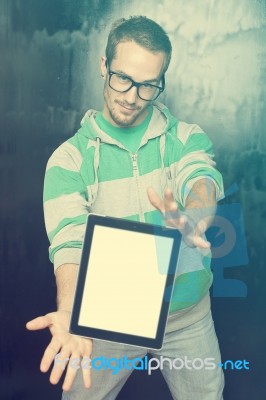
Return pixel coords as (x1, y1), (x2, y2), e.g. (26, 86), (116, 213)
(0, 1), (266, 399)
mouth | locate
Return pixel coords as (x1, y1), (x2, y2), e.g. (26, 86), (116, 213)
(117, 102), (139, 114)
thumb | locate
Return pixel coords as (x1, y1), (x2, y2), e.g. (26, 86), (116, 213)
(26, 314), (53, 331)
(197, 219), (207, 234)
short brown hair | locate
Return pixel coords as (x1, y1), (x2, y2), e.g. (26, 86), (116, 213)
(105, 16), (172, 74)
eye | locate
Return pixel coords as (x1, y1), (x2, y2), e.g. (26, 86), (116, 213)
(141, 83), (156, 92)
(142, 83), (153, 88)
(117, 74), (131, 83)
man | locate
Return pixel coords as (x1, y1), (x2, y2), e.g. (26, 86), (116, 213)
(27, 16), (224, 399)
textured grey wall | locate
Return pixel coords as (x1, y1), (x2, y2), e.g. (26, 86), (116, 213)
(1, 1), (266, 399)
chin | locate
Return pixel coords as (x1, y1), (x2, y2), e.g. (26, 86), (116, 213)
(110, 110), (138, 127)
(114, 107), (147, 127)
(117, 116), (139, 127)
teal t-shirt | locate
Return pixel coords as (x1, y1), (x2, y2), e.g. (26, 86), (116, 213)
(95, 106), (153, 153)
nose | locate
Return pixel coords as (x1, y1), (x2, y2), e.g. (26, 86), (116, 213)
(124, 85), (138, 104)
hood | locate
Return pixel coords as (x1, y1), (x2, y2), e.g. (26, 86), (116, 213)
(77, 102), (178, 144)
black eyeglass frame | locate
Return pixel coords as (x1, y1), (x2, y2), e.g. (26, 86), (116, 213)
(105, 60), (165, 101)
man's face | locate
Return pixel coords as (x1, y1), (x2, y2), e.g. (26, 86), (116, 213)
(101, 41), (166, 127)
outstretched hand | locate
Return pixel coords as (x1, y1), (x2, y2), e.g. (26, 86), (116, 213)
(26, 310), (92, 392)
(147, 187), (210, 249)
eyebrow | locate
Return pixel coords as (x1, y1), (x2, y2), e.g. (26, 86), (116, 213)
(114, 69), (160, 84)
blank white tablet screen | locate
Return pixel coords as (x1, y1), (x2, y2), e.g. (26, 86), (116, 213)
(78, 225), (174, 339)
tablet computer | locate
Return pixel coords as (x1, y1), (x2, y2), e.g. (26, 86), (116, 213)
(70, 214), (182, 349)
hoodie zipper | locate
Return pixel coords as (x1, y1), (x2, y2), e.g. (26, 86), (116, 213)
(132, 154), (138, 170)
(131, 153), (145, 221)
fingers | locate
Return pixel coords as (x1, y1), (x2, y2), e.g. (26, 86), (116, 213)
(62, 355), (80, 391)
(81, 358), (92, 389)
(61, 354), (90, 392)
(147, 187), (188, 231)
(147, 187), (211, 249)
(47, 336), (92, 391)
(50, 349), (73, 388)
(81, 342), (93, 389)
(184, 231), (210, 249)
(190, 218), (210, 248)
(50, 346), (92, 391)
(163, 187), (175, 210)
(26, 314), (52, 331)
(182, 218), (210, 249)
(147, 187), (176, 213)
(163, 189), (180, 224)
(41, 337), (62, 373)
(147, 187), (165, 213)
(27, 310), (92, 391)
(61, 340), (92, 391)
(49, 354), (91, 392)
(193, 236), (211, 249)
(164, 212), (187, 229)
(147, 187), (180, 218)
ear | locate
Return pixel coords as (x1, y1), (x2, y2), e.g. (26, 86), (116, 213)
(100, 56), (107, 79)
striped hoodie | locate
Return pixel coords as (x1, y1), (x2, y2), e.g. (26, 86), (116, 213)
(43, 102), (224, 314)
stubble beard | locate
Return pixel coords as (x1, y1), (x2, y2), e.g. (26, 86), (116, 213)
(103, 86), (147, 127)
(108, 105), (142, 127)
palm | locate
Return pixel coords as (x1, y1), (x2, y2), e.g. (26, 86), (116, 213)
(26, 310), (92, 391)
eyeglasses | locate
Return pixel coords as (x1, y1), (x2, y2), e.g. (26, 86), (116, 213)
(106, 61), (165, 101)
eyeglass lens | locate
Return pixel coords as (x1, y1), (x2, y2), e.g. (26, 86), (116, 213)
(109, 74), (161, 101)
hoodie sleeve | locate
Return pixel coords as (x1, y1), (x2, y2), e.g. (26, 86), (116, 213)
(43, 140), (88, 272)
(175, 121), (224, 207)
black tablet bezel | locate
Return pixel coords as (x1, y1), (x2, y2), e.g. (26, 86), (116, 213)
(70, 214), (181, 349)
